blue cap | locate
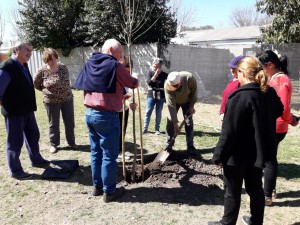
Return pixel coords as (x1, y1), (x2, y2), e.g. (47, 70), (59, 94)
(228, 55), (245, 68)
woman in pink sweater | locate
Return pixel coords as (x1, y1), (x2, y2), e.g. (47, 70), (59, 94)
(258, 50), (299, 206)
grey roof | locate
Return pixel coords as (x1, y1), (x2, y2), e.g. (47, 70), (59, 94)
(180, 25), (261, 43)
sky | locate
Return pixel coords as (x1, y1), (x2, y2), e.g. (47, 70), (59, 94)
(0, 0), (258, 42)
(182, 0), (257, 28)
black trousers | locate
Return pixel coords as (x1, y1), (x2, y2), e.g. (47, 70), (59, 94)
(165, 102), (194, 148)
(264, 132), (287, 197)
(221, 165), (265, 225)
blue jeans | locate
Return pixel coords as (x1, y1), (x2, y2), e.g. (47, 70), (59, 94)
(85, 108), (120, 194)
(143, 97), (165, 131)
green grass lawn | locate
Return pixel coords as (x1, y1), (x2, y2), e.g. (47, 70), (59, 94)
(0, 89), (299, 225)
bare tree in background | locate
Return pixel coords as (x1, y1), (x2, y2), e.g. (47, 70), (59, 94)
(169, 0), (198, 32)
(230, 6), (272, 27)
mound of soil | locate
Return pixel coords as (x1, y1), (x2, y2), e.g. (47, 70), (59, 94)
(117, 151), (224, 204)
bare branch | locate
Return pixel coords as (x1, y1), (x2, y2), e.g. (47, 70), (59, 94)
(230, 6), (272, 27)
(132, 9), (165, 42)
(168, 0), (198, 32)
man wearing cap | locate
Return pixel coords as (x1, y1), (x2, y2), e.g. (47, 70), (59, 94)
(0, 42), (49, 180)
(143, 58), (168, 135)
(164, 71), (198, 155)
(219, 55), (245, 120)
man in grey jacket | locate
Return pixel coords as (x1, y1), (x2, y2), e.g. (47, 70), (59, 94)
(164, 71), (198, 155)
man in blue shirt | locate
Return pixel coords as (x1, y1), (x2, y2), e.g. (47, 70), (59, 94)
(0, 42), (49, 180)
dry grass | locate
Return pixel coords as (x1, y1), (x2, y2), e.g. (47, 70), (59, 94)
(0, 88), (299, 225)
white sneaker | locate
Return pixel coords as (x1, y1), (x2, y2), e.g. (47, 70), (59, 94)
(155, 130), (161, 135)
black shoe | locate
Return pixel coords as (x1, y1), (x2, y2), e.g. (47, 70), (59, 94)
(208, 221), (223, 225)
(242, 215), (250, 225)
(11, 172), (32, 180)
(92, 186), (103, 196)
(103, 187), (125, 203)
(68, 144), (79, 149)
(187, 146), (198, 156)
(32, 160), (50, 168)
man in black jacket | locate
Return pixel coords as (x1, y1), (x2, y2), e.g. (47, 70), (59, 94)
(0, 42), (49, 180)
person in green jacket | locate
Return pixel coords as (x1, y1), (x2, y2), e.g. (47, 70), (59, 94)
(164, 71), (198, 155)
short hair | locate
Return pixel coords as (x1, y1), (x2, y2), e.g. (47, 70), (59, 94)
(102, 39), (122, 54)
(42, 48), (59, 63)
(13, 42), (32, 54)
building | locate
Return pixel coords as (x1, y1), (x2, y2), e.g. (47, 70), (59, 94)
(171, 25), (261, 56)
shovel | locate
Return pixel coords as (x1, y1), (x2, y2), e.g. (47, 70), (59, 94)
(154, 114), (192, 163)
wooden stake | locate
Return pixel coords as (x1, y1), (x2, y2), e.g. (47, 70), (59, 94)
(122, 98), (126, 180)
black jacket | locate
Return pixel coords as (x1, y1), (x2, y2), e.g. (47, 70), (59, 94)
(146, 70), (168, 99)
(0, 58), (37, 116)
(212, 83), (283, 168)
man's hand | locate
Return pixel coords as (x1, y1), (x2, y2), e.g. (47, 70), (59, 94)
(123, 93), (132, 100)
(129, 103), (137, 111)
(188, 107), (195, 115)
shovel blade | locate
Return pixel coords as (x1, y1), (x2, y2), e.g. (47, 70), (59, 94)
(154, 149), (170, 163)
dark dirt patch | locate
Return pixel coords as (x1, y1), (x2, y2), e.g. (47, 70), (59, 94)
(117, 151), (224, 205)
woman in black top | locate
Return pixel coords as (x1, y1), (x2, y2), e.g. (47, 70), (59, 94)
(209, 56), (283, 225)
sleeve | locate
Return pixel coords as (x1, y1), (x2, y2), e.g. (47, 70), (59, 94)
(270, 87), (284, 119)
(116, 63), (139, 89)
(277, 78), (293, 123)
(212, 96), (240, 164)
(33, 68), (44, 91)
(146, 70), (155, 86)
(0, 69), (12, 102)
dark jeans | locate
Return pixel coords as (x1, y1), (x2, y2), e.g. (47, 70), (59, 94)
(118, 108), (129, 153)
(166, 102), (194, 148)
(44, 98), (76, 147)
(4, 112), (46, 176)
(221, 165), (264, 225)
(264, 132), (287, 197)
